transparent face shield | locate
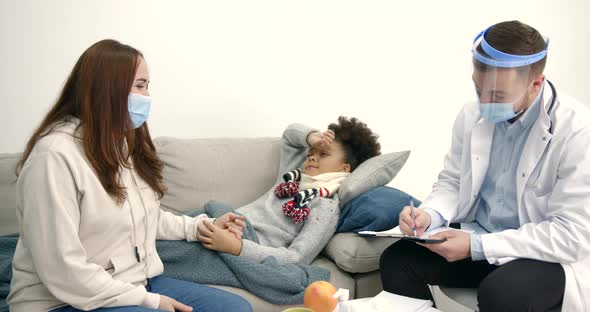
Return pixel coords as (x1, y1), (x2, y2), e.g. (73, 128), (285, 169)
(471, 28), (549, 123)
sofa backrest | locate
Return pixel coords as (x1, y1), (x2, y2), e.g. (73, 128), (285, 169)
(0, 137), (281, 234)
(154, 136), (281, 213)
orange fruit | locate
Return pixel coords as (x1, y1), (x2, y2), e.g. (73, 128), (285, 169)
(304, 281), (338, 312)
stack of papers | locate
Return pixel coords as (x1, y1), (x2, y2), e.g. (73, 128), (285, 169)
(337, 291), (441, 312)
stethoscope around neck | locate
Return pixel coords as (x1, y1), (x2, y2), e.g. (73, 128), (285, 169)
(546, 80), (558, 135)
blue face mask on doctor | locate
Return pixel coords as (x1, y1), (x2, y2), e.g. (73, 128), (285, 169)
(477, 86), (529, 123)
(128, 93), (151, 129)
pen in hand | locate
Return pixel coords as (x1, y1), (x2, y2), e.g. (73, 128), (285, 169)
(410, 199), (417, 237)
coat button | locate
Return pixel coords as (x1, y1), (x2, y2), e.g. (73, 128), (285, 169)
(542, 137), (547, 141)
(522, 173), (526, 178)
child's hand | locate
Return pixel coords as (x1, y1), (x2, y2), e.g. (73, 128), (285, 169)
(213, 212), (245, 239)
(307, 130), (335, 148)
(197, 221), (243, 256)
(225, 221), (244, 239)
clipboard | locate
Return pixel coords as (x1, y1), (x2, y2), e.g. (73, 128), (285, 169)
(402, 236), (447, 244)
(358, 232), (447, 244)
(358, 226), (449, 244)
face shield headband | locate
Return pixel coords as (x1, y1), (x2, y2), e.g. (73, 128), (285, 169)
(472, 26), (549, 68)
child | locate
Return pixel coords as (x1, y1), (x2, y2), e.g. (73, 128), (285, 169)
(197, 117), (381, 265)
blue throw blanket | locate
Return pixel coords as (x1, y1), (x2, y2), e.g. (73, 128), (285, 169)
(158, 201), (329, 305)
(0, 203), (329, 309)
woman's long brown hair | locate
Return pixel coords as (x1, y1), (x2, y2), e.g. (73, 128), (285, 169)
(16, 39), (165, 202)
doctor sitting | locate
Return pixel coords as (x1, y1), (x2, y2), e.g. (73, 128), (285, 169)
(380, 20), (590, 312)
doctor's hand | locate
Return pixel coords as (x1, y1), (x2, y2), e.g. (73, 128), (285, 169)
(399, 207), (431, 236)
(420, 230), (471, 262)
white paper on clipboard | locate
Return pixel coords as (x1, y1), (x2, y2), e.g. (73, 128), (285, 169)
(358, 226), (472, 239)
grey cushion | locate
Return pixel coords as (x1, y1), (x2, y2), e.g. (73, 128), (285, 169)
(0, 153), (20, 235)
(154, 137), (281, 213)
(338, 151), (410, 207)
(354, 271), (383, 299)
(323, 233), (399, 273)
(431, 286), (478, 312)
(209, 256), (355, 312)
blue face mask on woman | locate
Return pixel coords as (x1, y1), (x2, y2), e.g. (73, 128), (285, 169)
(128, 93), (151, 129)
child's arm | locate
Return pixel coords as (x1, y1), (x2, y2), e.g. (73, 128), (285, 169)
(276, 124), (317, 184)
(240, 198), (340, 265)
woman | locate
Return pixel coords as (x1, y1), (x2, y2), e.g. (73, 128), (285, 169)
(6, 39), (252, 312)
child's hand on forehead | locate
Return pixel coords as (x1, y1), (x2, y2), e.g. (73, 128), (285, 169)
(307, 129), (335, 149)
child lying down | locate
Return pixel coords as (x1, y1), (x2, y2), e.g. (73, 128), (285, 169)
(197, 116), (381, 265)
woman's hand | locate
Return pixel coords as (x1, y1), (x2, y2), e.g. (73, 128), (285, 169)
(197, 221), (243, 255)
(307, 130), (335, 148)
(159, 295), (193, 312)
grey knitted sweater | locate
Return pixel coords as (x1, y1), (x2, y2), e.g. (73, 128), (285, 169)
(236, 123), (340, 265)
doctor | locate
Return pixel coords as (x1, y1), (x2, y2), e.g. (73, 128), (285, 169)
(380, 20), (590, 311)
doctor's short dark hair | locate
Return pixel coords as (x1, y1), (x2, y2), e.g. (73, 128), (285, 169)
(328, 116), (381, 172)
(473, 20), (547, 78)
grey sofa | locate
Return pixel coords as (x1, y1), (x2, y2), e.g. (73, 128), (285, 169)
(0, 136), (475, 312)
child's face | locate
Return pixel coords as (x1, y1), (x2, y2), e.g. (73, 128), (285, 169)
(302, 141), (351, 176)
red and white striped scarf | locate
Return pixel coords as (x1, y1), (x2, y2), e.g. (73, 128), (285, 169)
(275, 169), (349, 223)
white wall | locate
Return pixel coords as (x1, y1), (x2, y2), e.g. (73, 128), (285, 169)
(1, 0), (589, 199)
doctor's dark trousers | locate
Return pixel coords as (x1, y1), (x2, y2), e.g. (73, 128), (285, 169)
(379, 232), (566, 311)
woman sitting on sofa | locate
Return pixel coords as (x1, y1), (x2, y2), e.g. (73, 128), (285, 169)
(6, 39), (252, 312)
(196, 117), (382, 265)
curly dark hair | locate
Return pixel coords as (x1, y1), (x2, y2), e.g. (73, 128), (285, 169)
(328, 116), (381, 172)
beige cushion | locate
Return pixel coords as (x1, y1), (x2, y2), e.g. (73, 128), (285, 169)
(209, 256), (356, 312)
(323, 233), (399, 273)
(154, 137), (280, 213)
(338, 151), (410, 206)
(0, 153), (20, 235)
